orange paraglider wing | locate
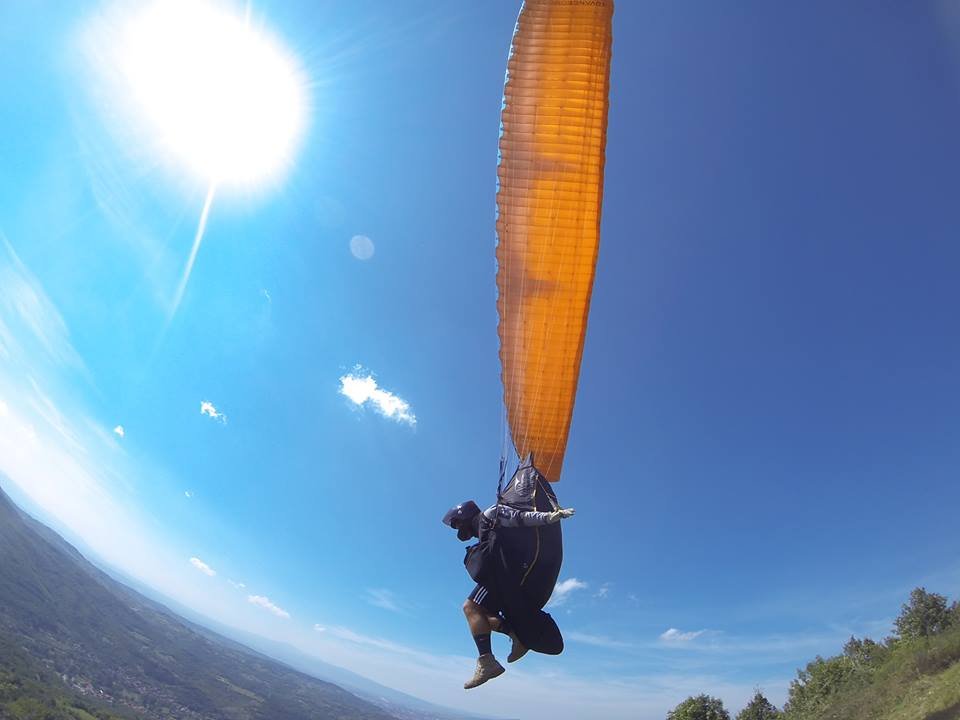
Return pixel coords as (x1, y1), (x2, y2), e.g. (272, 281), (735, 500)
(496, 0), (614, 481)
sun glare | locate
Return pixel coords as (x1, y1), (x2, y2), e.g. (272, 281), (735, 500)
(117, 0), (306, 186)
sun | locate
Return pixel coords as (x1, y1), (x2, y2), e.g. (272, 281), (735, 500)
(117, 0), (307, 187)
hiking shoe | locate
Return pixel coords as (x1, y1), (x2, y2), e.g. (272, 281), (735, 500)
(463, 654), (505, 689)
(507, 632), (528, 663)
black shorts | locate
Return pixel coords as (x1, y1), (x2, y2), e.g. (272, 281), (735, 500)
(468, 583), (503, 615)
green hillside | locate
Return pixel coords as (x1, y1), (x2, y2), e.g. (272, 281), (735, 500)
(782, 593), (960, 720)
(667, 589), (960, 720)
(0, 635), (132, 720)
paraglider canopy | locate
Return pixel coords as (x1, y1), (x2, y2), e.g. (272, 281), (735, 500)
(496, 0), (614, 482)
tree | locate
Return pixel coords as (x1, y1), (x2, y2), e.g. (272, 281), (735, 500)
(736, 691), (781, 720)
(895, 587), (954, 640)
(668, 694), (730, 720)
(842, 636), (888, 668)
(784, 655), (857, 717)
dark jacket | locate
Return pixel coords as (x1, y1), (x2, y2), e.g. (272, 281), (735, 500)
(465, 459), (564, 655)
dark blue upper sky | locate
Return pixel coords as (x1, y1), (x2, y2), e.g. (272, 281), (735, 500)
(2, 1), (960, 717)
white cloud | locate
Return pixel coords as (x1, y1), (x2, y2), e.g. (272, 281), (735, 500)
(200, 400), (227, 424)
(349, 234), (375, 260)
(313, 624), (326, 633)
(547, 577), (588, 608)
(660, 628), (706, 643)
(261, 288), (272, 303)
(113, 424), (125, 438)
(227, 579), (246, 590)
(595, 583), (611, 599)
(339, 371), (415, 426)
(327, 626), (416, 655)
(566, 631), (632, 649)
(184, 490), (193, 498)
(189, 557), (216, 576)
(366, 588), (402, 613)
(248, 595), (291, 619)
(0, 399), (8, 417)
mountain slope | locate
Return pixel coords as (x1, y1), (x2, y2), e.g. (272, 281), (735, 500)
(206, 632), (500, 720)
(0, 484), (396, 720)
(51, 557), (493, 720)
(0, 632), (134, 720)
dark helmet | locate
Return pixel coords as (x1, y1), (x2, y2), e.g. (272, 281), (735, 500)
(442, 500), (481, 541)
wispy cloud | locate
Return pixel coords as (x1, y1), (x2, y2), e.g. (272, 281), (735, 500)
(0, 236), (85, 372)
(248, 595), (291, 619)
(113, 425), (125, 438)
(660, 628), (706, 643)
(366, 588), (402, 613)
(184, 490), (193, 498)
(327, 626), (416, 655)
(313, 624), (326, 633)
(594, 583), (611, 599)
(189, 557), (216, 576)
(658, 630), (849, 659)
(200, 400), (227, 424)
(296, 620), (788, 720)
(0, 241), (261, 643)
(547, 577), (588, 608)
(567, 631), (632, 649)
(25, 378), (84, 453)
(227, 579), (246, 590)
(339, 370), (415, 426)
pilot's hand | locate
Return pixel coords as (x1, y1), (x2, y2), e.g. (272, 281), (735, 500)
(550, 508), (575, 522)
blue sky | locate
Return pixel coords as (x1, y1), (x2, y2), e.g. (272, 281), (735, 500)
(3, 1), (960, 718)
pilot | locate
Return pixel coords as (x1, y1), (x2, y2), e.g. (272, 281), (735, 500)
(443, 499), (574, 689)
